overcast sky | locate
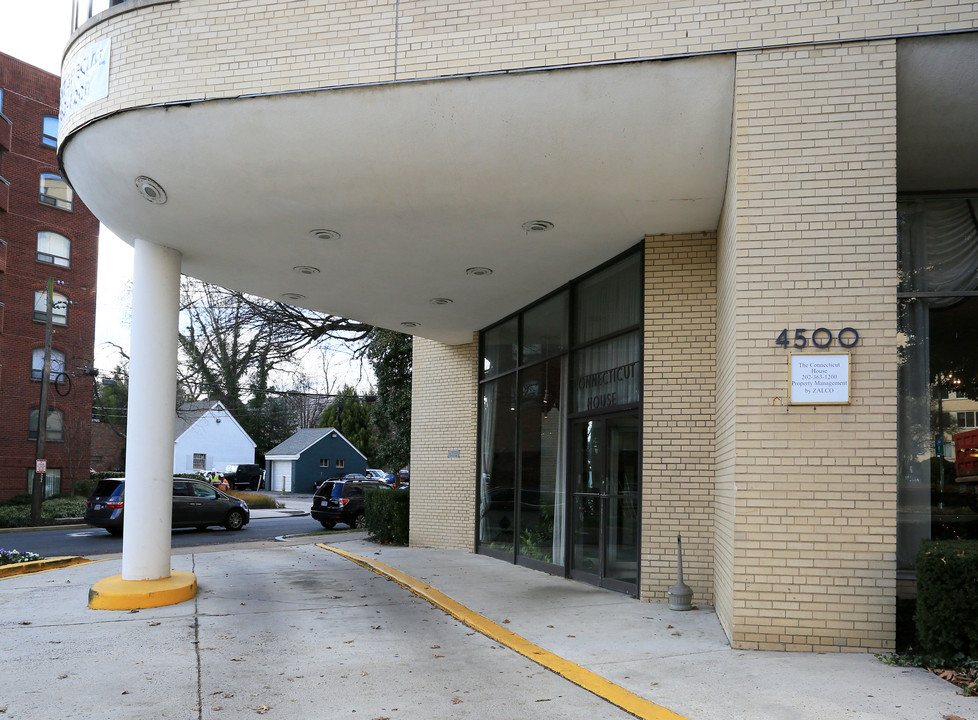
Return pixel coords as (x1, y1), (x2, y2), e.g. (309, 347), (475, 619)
(1, 1), (149, 371)
(0, 2), (372, 392)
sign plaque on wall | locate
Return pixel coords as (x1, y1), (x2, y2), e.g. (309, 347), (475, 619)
(789, 353), (851, 405)
(60, 37), (112, 124)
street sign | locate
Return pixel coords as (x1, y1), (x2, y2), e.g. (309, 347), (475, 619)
(36, 460), (47, 473)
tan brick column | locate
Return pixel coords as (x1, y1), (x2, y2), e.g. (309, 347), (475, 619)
(409, 336), (479, 549)
(642, 234), (717, 605)
(717, 41), (899, 652)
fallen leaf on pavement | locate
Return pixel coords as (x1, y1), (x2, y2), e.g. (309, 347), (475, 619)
(452, 698), (462, 705)
(256, 705), (271, 714)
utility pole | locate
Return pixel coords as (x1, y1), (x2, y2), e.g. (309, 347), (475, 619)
(31, 278), (55, 525)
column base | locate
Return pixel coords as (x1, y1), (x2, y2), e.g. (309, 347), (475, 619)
(88, 571), (197, 610)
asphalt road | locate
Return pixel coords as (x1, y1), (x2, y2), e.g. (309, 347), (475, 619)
(0, 514), (339, 558)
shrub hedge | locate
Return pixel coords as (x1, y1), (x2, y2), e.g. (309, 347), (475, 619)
(915, 539), (978, 657)
(0, 497), (88, 528)
(365, 489), (409, 545)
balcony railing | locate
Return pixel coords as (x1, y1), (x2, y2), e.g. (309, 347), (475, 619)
(71, 0), (133, 32)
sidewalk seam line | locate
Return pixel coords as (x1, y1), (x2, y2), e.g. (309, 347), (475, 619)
(319, 544), (689, 720)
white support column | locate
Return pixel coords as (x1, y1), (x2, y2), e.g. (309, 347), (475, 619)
(121, 239), (182, 581)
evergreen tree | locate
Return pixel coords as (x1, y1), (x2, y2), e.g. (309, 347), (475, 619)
(319, 385), (376, 464)
(364, 329), (412, 474)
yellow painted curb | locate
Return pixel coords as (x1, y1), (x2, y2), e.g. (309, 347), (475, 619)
(88, 571), (197, 610)
(320, 544), (688, 720)
(0, 556), (92, 578)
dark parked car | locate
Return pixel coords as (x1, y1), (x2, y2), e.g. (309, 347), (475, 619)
(311, 477), (390, 529)
(85, 477), (250, 535)
(223, 463), (265, 490)
(314, 472), (367, 491)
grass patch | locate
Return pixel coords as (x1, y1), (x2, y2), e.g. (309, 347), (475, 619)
(227, 491), (283, 509)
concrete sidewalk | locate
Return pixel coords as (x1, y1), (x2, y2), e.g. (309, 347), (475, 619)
(0, 535), (970, 720)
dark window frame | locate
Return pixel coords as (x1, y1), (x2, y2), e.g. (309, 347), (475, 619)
(41, 116), (59, 148)
(33, 289), (69, 326)
(476, 243), (644, 574)
(39, 173), (73, 211)
(36, 230), (71, 268)
(28, 406), (65, 442)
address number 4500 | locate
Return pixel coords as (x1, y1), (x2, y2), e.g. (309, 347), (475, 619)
(776, 327), (859, 350)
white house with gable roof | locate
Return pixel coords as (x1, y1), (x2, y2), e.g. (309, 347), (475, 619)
(172, 401), (256, 475)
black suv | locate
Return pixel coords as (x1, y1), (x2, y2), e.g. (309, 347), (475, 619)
(311, 477), (390, 529)
(223, 464), (265, 490)
(85, 477), (250, 535)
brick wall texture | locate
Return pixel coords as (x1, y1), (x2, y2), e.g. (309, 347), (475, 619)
(642, 234), (716, 607)
(0, 52), (100, 499)
(717, 42), (899, 652)
(62, 0), (948, 652)
(409, 335), (478, 550)
(61, 0), (978, 137)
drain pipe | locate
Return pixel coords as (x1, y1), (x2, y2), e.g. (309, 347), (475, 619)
(669, 533), (693, 611)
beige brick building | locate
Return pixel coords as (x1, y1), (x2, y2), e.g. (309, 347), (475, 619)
(60, 0), (978, 651)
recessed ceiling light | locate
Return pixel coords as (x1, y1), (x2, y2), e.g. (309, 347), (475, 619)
(401, 321), (420, 328)
(135, 176), (167, 204)
(293, 265), (320, 275)
(521, 220), (554, 233)
(310, 229), (341, 241)
(281, 292), (306, 301)
(466, 267), (493, 276)
(429, 297), (453, 305)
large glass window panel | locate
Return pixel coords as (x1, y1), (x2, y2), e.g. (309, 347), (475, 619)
(574, 252), (641, 343)
(572, 494), (601, 574)
(571, 420), (600, 494)
(517, 358), (565, 565)
(522, 291), (568, 366)
(607, 416), (640, 496)
(482, 317), (518, 379)
(898, 199), (978, 569)
(479, 375), (518, 552)
(570, 419), (602, 576)
(571, 331), (641, 413)
(605, 495), (639, 583)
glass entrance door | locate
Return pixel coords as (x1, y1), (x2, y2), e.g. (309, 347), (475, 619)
(569, 415), (639, 594)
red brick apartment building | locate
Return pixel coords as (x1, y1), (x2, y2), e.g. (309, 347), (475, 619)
(0, 52), (99, 500)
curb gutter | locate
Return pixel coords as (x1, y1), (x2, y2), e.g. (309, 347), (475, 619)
(0, 556), (93, 579)
(320, 543), (688, 720)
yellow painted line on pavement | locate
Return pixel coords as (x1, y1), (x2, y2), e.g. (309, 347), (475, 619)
(0, 556), (93, 579)
(321, 544), (688, 720)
